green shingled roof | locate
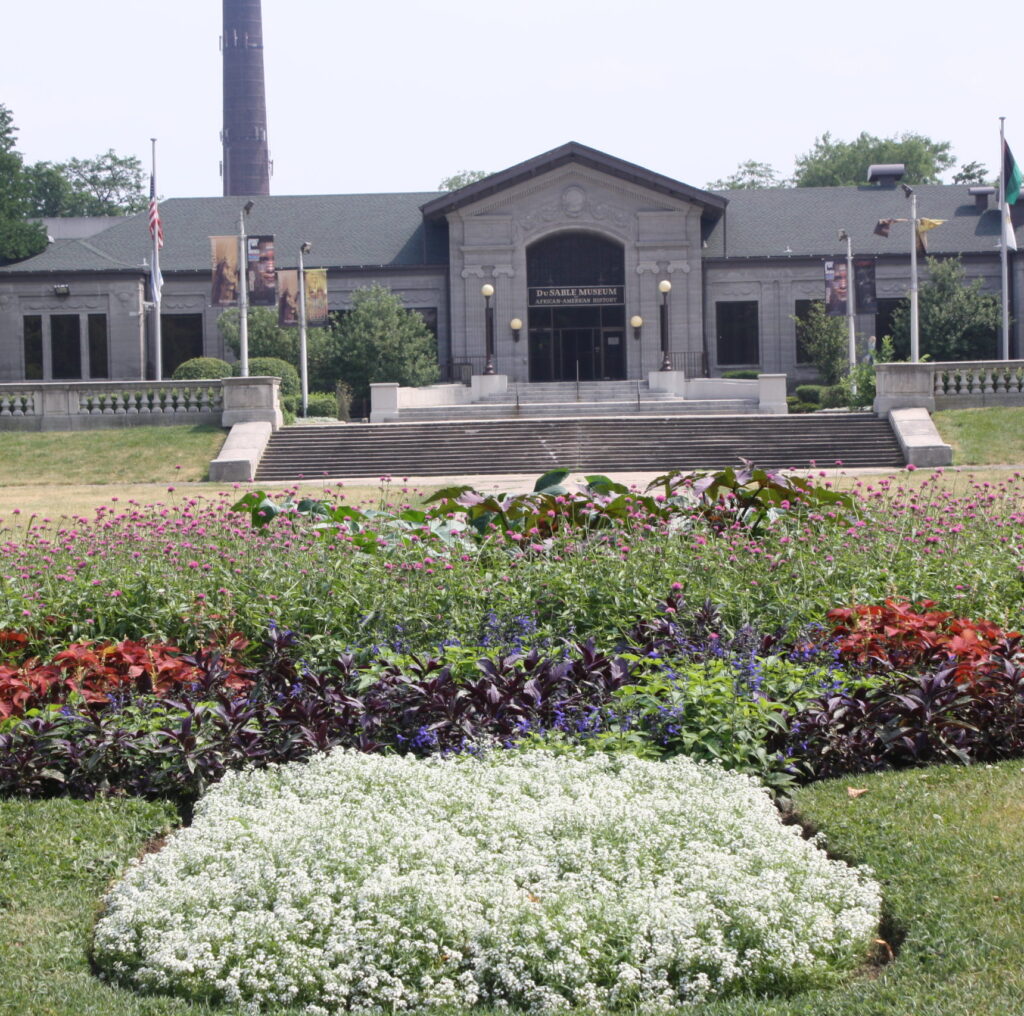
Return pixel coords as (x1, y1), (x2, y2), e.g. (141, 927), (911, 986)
(704, 183), (1011, 259)
(1, 192), (449, 275)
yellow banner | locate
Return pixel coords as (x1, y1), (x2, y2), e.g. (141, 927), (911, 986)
(210, 236), (239, 306)
(305, 268), (329, 327)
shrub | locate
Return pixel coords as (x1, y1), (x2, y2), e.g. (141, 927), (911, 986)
(238, 356), (300, 396)
(169, 357), (233, 381)
(820, 384), (846, 408)
(721, 369), (759, 379)
(306, 391), (339, 418)
(93, 750), (881, 1012)
(795, 384), (824, 404)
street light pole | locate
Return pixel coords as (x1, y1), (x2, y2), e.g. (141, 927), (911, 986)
(902, 185), (920, 363)
(238, 200), (254, 377)
(839, 229), (856, 374)
(482, 283), (495, 375)
(658, 279), (672, 371)
(298, 241), (311, 417)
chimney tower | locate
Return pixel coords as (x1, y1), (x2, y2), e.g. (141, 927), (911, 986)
(221, 0), (270, 196)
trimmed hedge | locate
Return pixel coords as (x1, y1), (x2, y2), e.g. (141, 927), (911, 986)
(170, 357), (234, 381)
(237, 357), (300, 396)
(795, 384), (824, 405)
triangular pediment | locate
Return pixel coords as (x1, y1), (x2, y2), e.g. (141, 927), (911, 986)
(421, 142), (727, 221)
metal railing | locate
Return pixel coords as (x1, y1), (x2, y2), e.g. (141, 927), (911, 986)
(439, 357), (489, 384)
(664, 351), (709, 376)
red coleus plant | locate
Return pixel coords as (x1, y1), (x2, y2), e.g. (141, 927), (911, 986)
(826, 600), (1021, 681)
(0, 634), (252, 719)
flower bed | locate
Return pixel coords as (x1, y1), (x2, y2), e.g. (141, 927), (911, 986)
(93, 750), (881, 1013)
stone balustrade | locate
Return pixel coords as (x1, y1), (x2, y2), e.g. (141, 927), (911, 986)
(874, 360), (1024, 415)
(0, 377), (281, 432)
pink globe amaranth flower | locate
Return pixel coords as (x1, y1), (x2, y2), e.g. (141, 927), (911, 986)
(906, 464), (918, 471)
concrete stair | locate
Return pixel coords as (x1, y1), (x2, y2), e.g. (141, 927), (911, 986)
(254, 413), (906, 481)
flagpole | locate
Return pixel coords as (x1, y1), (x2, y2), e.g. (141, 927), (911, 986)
(1000, 116), (1010, 360)
(150, 138), (163, 380)
(903, 185), (920, 363)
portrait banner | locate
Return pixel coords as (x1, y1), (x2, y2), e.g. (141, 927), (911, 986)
(853, 259), (877, 314)
(824, 259), (847, 317)
(277, 270), (299, 327)
(247, 235), (277, 307)
(305, 268), (329, 327)
(210, 236), (239, 306)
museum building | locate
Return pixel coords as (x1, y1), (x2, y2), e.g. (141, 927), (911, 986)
(0, 141), (1018, 386)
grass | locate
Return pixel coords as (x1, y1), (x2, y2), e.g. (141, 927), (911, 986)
(932, 406), (1024, 465)
(0, 426), (226, 485)
(2, 761), (1022, 1015)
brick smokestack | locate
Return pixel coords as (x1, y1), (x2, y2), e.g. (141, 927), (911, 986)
(221, 0), (270, 196)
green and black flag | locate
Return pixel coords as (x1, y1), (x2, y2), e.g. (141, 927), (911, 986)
(1004, 140), (1023, 206)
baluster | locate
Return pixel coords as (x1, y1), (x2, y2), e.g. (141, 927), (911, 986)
(0, 396), (10, 417)
(983, 367), (996, 395)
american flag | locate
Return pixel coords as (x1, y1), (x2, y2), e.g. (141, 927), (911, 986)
(149, 174), (163, 249)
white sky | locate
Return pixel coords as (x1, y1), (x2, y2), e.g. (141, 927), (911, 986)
(5, 0), (1021, 199)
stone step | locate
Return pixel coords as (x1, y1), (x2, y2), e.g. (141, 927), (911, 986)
(255, 414), (905, 481)
(395, 400), (758, 421)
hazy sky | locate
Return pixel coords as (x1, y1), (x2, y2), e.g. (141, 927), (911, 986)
(6, 0), (1021, 199)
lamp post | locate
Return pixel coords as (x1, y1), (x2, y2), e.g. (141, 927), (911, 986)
(838, 229), (857, 375)
(298, 241), (311, 417)
(482, 283), (495, 374)
(658, 279), (672, 371)
(902, 184), (920, 363)
(238, 199), (255, 377)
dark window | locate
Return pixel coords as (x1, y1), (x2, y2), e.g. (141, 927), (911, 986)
(527, 232), (625, 287)
(794, 300), (821, 364)
(51, 314), (82, 379)
(716, 301), (759, 366)
(88, 314), (109, 379)
(875, 298), (908, 359)
(161, 314), (204, 378)
(23, 316), (43, 380)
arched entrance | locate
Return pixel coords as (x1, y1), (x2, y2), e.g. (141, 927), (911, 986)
(526, 232), (626, 382)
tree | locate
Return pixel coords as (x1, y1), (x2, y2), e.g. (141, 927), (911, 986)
(951, 161), (989, 186)
(438, 170), (489, 191)
(793, 301), (848, 384)
(218, 306), (304, 365)
(313, 285), (439, 402)
(793, 132), (956, 187)
(0, 104), (46, 264)
(888, 257), (1000, 361)
(27, 149), (146, 216)
(707, 160), (785, 190)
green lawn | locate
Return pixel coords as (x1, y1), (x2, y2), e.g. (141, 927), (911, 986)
(2, 762), (1022, 1015)
(932, 406), (1024, 466)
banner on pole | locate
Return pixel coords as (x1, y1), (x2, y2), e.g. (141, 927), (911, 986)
(247, 235), (277, 307)
(823, 260), (847, 317)
(210, 236), (239, 306)
(305, 268), (329, 327)
(277, 270), (299, 327)
(853, 259), (877, 314)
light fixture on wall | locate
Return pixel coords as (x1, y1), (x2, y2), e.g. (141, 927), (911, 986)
(658, 279), (672, 371)
(53, 284), (70, 297)
(510, 317), (522, 342)
(630, 314), (643, 340)
(481, 283), (495, 374)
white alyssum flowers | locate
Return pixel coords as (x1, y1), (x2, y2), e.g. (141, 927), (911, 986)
(93, 750), (880, 1013)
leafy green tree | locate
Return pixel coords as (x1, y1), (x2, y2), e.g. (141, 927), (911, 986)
(793, 132), (956, 187)
(438, 170), (489, 191)
(313, 285), (439, 402)
(219, 306), (303, 364)
(707, 160), (785, 190)
(793, 301), (848, 385)
(28, 149), (145, 216)
(888, 257), (1000, 361)
(0, 104), (46, 264)
(952, 161), (989, 186)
